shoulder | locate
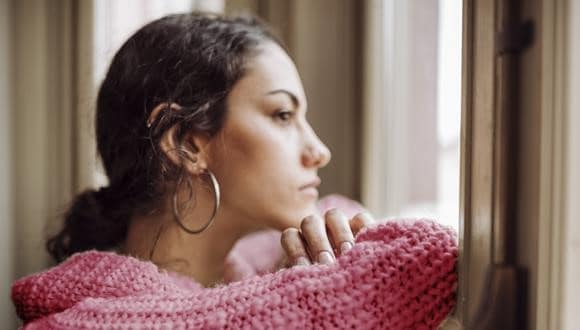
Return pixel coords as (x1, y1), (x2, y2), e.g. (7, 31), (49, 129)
(12, 250), (200, 324)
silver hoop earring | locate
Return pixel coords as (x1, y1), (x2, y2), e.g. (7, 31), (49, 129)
(172, 169), (220, 234)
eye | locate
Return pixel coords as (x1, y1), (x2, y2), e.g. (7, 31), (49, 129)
(274, 110), (295, 123)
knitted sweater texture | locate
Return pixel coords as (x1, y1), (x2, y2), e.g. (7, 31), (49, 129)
(12, 197), (458, 329)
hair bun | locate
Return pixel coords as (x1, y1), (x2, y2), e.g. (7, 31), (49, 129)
(46, 187), (127, 262)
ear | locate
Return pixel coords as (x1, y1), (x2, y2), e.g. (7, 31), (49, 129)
(159, 124), (211, 176)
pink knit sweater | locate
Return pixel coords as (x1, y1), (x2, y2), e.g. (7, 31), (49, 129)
(12, 196), (457, 329)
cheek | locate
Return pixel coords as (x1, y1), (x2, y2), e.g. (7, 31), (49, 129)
(219, 121), (289, 175)
(210, 122), (314, 227)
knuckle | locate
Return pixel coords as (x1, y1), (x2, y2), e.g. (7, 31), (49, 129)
(325, 209), (347, 227)
(352, 212), (373, 223)
(324, 207), (341, 218)
(324, 208), (342, 223)
(282, 227), (299, 237)
(280, 228), (300, 246)
(300, 214), (320, 230)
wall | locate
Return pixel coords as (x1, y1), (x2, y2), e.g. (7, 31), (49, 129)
(227, 0), (363, 200)
(290, 0), (362, 200)
(0, 0), (16, 327)
(563, 0), (580, 327)
(3, 1), (77, 327)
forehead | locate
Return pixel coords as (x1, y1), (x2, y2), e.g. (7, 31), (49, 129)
(229, 43), (306, 105)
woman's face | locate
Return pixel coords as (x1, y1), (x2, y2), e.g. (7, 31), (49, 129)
(206, 42), (331, 231)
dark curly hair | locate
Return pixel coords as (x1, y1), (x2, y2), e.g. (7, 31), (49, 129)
(47, 12), (284, 262)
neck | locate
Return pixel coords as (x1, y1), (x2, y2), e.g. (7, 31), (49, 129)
(122, 186), (262, 288)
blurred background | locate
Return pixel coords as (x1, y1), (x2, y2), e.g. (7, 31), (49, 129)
(0, 0), (462, 327)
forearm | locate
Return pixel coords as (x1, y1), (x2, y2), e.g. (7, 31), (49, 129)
(30, 220), (457, 329)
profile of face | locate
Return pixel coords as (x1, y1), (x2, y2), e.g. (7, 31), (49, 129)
(204, 42), (331, 231)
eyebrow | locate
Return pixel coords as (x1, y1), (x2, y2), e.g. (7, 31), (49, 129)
(266, 89), (301, 109)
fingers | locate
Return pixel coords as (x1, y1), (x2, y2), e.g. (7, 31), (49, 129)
(300, 215), (336, 265)
(280, 228), (311, 266)
(350, 212), (375, 236)
(280, 210), (377, 268)
(324, 209), (355, 256)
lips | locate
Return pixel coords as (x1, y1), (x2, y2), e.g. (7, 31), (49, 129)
(300, 177), (321, 190)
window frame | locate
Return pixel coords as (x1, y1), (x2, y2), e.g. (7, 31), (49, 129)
(363, 0), (575, 328)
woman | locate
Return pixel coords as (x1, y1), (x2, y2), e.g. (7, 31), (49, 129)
(12, 13), (457, 329)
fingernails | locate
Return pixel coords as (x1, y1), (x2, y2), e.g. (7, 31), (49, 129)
(317, 251), (334, 264)
(340, 241), (353, 254)
(296, 256), (310, 266)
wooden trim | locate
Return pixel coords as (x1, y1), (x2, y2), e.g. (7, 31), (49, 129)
(456, 0), (496, 325)
(454, 0), (473, 325)
(457, 0), (529, 327)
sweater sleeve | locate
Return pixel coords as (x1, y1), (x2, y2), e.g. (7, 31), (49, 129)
(26, 219), (457, 330)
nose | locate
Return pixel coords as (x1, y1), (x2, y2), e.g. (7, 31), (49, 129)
(301, 128), (331, 169)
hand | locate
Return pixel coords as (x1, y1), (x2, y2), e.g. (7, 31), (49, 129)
(280, 209), (375, 267)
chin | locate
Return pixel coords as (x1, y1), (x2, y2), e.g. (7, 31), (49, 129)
(295, 204), (320, 223)
(266, 201), (320, 230)
(269, 213), (307, 231)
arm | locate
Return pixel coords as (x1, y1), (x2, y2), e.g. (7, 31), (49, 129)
(30, 220), (457, 329)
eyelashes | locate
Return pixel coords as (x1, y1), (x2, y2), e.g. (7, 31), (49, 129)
(273, 109), (295, 124)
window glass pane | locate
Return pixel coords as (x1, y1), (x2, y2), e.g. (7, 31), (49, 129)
(380, 0), (462, 230)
